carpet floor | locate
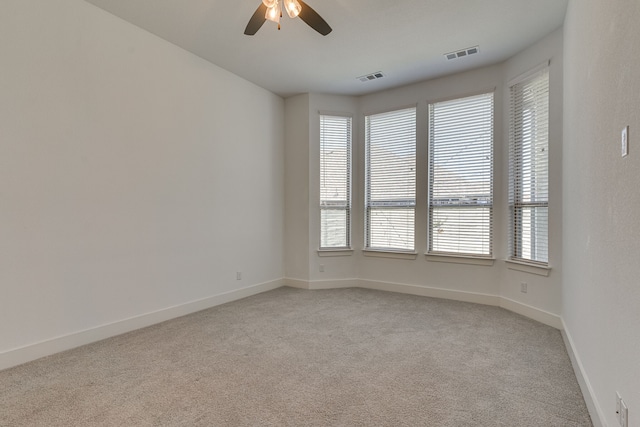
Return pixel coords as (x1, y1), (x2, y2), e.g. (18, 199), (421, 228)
(0, 287), (592, 426)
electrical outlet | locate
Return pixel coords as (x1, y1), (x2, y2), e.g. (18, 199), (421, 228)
(616, 392), (628, 427)
(622, 126), (629, 157)
(236, 272), (242, 280)
(520, 282), (527, 293)
(319, 264), (325, 272)
(621, 398), (628, 427)
(616, 392), (622, 424)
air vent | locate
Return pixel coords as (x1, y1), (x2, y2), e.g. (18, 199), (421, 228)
(357, 71), (385, 82)
(444, 46), (479, 61)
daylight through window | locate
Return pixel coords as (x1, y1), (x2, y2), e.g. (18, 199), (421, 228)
(509, 67), (549, 264)
(365, 107), (417, 251)
(428, 92), (494, 256)
(320, 114), (352, 249)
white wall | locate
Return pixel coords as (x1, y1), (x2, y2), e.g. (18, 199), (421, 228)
(284, 94), (310, 281)
(0, 0), (284, 368)
(563, 0), (640, 425)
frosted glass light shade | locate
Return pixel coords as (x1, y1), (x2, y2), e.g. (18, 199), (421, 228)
(265, 2), (281, 23)
(262, 0), (277, 8)
(283, 0), (301, 18)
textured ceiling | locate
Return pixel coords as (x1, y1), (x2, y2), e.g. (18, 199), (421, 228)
(83, 0), (568, 98)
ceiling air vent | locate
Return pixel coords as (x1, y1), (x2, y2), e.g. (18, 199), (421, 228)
(444, 46), (479, 61)
(357, 71), (385, 82)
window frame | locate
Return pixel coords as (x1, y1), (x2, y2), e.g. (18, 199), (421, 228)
(427, 91), (495, 259)
(508, 65), (550, 267)
(364, 106), (417, 253)
(319, 113), (353, 250)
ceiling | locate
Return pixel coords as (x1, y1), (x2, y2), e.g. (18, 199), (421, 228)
(83, 0), (568, 98)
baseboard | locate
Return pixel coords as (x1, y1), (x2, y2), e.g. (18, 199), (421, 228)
(308, 279), (359, 290)
(499, 297), (562, 329)
(286, 278), (499, 306)
(283, 278), (358, 290)
(561, 318), (605, 427)
(360, 281), (562, 329)
(0, 279), (284, 372)
(285, 278), (562, 330)
(357, 279), (500, 306)
(283, 278), (310, 289)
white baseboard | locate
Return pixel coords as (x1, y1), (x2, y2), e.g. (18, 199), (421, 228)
(284, 278), (561, 329)
(308, 279), (359, 289)
(283, 278), (310, 289)
(561, 318), (605, 427)
(357, 279), (500, 306)
(0, 279), (284, 372)
(499, 297), (562, 329)
(283, 278), (361, 290)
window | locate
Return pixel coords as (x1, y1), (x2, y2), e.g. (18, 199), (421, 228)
(320, 114), (352, 249)
(509, 67), (549, 265)
(365, 107), (416, 251)
(428, 92), (494, 256)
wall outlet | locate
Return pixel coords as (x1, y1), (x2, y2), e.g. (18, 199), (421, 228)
(520, 282), (528, 293)
(621, 398), (628, 427)
(319, 264), (325, 272)
(617, 392), (622, 424)
(616, 392), (628, 427)
(616, 392), (622, 424)
(236, 272), (242, 280)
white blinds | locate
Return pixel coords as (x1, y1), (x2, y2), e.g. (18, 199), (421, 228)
(428, 92), (494, 256)
(365, 107), (416, 251)
(320, 114), (352, 249)
(509, 68), (549, 264)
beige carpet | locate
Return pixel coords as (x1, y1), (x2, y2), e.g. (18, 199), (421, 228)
(0, 287), (592, 426)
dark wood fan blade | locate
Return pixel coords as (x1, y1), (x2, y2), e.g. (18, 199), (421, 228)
(244, 3), (268, 35)
(298, 0), (332, 35)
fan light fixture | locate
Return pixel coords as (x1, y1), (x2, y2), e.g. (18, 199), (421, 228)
(263, 0), (302, 28)
(244, 0), (332, 36)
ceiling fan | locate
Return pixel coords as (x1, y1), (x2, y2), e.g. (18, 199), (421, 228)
(244, 0), (332, 36)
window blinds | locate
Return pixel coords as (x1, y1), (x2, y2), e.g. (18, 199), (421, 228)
(428, 92), (494, 256)
(365, 107), (416, 251)
(509, 68), (549, 264)
(320, 114), (352, 249)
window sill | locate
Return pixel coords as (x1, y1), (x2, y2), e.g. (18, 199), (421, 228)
(317, 248), (354, 257)
(362, 249), (418, 260)
(425, 253), (495, 266)
(505, 259), (551, 276)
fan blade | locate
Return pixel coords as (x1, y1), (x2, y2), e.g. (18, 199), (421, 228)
(244, 3), (268, 35)
(298, 0), (332, 35)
